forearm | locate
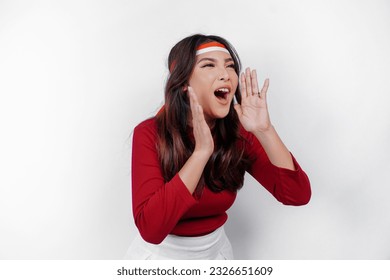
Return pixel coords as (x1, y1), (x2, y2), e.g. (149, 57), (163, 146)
(253, 125), (295, 170)
(178, 151), (210, 194)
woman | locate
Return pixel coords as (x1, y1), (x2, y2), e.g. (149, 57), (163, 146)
(126, 34), (311, 260)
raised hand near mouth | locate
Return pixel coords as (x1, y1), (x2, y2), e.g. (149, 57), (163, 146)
(177, 86), (215, 194)
(234, 67), (271, 133)
(188, 86), (214, 158)
(235, 67), (295, 170)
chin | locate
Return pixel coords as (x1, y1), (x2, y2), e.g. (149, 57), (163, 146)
(213, 109), (230, 119)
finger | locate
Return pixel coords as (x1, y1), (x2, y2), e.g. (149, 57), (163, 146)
(188, 86), (207, 125)
(240, 73), (248, 100)
(188, 87), (195, 113)
(188, 87), (199, 121)
(245, 68), (252, 96)
(251, 69), (260, 96)
(259, 78), (269, 100)
(196, 103), (206, 124)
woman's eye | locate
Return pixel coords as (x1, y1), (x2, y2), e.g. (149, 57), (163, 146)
(227, 64), (235, 68)
(201, 63), (214, 68)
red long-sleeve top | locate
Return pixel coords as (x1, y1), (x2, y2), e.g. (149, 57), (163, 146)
(132, 118), (311, 244)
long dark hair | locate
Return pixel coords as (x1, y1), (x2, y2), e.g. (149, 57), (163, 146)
(156, 34), (250, 195)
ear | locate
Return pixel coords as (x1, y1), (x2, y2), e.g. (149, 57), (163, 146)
(183, 84), (188, 92)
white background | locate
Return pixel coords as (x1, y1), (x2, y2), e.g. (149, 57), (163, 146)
(0, 0), (389, 259)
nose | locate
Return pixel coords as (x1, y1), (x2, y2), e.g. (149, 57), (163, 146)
(218, 67), (230, 81)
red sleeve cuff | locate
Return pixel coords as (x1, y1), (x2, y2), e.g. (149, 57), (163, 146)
(271, 152), (302, 174)
(171, 173), (198, 206)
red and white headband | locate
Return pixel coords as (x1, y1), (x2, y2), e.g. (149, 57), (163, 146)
(195, 41), (230, 55)
(169, 41), (230, 72)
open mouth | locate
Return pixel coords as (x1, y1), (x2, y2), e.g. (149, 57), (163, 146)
(214, 87), (230, 100)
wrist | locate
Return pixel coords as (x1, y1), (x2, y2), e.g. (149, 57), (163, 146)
(192, 149), (212, 162)
(253, 124), (275, 138)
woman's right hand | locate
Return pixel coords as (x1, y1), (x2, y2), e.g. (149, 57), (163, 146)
(188, 86), (214, 159)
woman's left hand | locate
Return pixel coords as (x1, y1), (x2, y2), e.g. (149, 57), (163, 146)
(234, 68), (271, 133)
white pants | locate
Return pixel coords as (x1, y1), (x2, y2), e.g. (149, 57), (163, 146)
(124, 227), (234, 260)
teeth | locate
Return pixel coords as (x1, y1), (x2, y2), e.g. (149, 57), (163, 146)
(216, 88), (229, 93)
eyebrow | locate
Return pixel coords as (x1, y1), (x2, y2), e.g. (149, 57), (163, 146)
(196, 57), (234, 64)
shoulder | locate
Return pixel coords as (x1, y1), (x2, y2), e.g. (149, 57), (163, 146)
(134, 117), (157, 131)
(237, 125), (266, 158)
(133, 117), (158, 140)
(238, 124), (256, 145)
